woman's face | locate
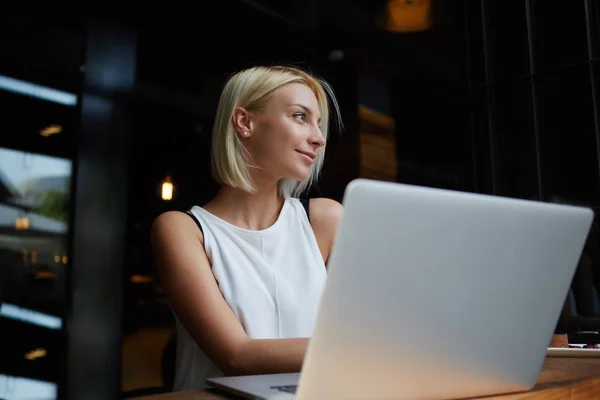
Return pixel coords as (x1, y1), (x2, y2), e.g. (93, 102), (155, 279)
(240, 83), (325, 183)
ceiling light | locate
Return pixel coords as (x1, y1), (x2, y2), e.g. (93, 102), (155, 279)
(40, 125), (63, 137)
(25, 348), (47, 361)
(15, 216), (30, 230)
(379, 0), (432, 33)
(161, 175), (174, 201)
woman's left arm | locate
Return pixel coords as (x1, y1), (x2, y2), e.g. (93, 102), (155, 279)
(308, 198), (344, 264)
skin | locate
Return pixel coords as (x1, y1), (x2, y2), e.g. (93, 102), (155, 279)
(151, 82), (343, 376)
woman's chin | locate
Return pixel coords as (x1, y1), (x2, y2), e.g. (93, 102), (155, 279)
(281, 165), (310, 181)
(285, 171), (310, 182)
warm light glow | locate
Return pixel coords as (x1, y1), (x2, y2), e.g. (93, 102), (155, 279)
(384, 0), (432, 33)
(54, 253), (60, 263)
(61, 252), (68, 265)
(15, 216), (30, 230)
(31, 251), (37, 264)
(161, 176), (174, 201)
(40, 124), (63, 137)
(130, 274), (153, 284)
(35, 270), (56, 280)
(25, 348), (47, 361)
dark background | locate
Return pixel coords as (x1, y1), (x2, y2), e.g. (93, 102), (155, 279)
(1, 1), (599, 398)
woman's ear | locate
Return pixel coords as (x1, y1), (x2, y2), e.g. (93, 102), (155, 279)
(232, 106), (252, 138)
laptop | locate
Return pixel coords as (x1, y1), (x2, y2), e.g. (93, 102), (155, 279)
(207, 179), (594, 399)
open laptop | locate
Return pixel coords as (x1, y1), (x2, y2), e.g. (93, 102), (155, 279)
(207, 179), (594, 399)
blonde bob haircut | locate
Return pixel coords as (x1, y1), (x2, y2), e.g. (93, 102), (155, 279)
(211, 65), (342, 198)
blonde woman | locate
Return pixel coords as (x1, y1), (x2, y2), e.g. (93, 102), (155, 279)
(151, 65), (344, 391)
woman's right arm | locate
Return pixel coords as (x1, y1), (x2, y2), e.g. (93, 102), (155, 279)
(151, 211), (308, 376)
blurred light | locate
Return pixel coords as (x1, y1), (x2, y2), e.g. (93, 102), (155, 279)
(15, 216), (30, 230)
(62, 252), (68, 265)
(161, 175), (174, 201)
(328, 49), (345, 61)
(25, 348), (47, 361)
(384, 0), (432, 33)
(31, 251), (37, 264)
(130, 274), (153, 284)
(35, 270), (56, 280)
(0, 303), (62, 329)
(40, 124), (63, 137)
(0, 74), (78, 106)
(54, 253), (61, 263)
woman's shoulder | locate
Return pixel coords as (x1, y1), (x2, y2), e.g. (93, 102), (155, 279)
(152, 210), (200, 229)
(302, 198), (343, 263)
(305, 198), (343, 226)
(151, 210), (205, 246)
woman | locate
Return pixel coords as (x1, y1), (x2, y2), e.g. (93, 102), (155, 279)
(151, 65), (344, 391)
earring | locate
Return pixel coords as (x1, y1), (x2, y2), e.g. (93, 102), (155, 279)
(243, 131), (249, 137)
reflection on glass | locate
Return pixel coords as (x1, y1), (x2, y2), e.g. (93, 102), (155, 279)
(0, 146), (72, 398)
(0, 374), (58, 400)
(0, 147), (70, 314)
(0, 74), (77, 107)
(0, 303), (62, 330)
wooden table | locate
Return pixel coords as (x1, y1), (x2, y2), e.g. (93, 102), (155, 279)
(136, 357), (600, 399)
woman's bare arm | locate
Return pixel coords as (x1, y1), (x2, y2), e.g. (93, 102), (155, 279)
(151, 211), (308, 376)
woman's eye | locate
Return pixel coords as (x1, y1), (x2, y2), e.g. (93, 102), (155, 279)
(294, 113), (306, 121)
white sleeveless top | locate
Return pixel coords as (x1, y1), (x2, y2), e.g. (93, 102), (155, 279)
(172, 198), (327, 391)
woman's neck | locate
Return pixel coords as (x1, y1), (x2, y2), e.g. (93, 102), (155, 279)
(204, 182), (286, 231)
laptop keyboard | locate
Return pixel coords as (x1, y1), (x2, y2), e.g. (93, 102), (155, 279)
(270, 385), (298, 394)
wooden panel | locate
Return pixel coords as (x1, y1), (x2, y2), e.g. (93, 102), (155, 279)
(358, 104), (396, 182)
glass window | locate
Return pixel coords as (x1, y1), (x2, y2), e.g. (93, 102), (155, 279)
(485, 1), (531, 81)
(531, 0), (589, 72)
(535, 64), (599, 204)
(0, 147), (72, 399)
(494, 78), (539, 200)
